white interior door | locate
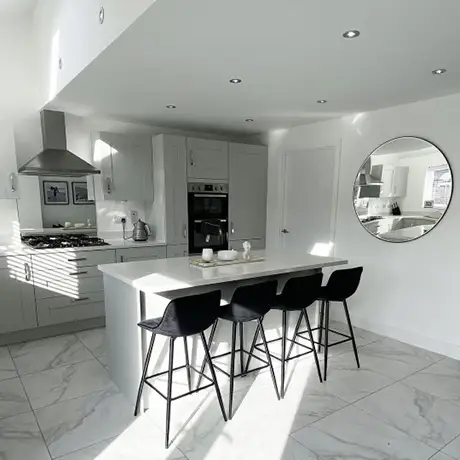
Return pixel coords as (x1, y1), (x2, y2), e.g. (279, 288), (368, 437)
(280, 147), (338, 255)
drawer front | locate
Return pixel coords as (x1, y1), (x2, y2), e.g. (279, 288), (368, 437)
(116, 246), (166, 262)
(32, 249), (116, 271)
(36, 291), (105, 326)
(34, 275), (104, 299)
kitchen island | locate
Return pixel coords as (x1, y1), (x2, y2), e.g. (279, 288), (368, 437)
(98, 250), (347, 407)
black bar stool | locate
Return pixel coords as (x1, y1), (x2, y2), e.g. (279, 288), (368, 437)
(244, 273), (324, 398)
(291, 267), (363, 381)
(133, 290), (227, 448)
(196, 280), (280, 419)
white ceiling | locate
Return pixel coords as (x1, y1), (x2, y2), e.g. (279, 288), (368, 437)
(52, 0), (460, 135)
(0, 0), (37, 15)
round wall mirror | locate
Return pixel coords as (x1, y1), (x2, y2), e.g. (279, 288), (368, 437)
(353, 137), (453, 242)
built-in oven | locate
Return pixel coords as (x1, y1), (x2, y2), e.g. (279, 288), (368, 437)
(188, 182), (229, 254)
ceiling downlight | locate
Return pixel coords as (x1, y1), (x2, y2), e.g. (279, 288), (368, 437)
(342, 30), (360, 39)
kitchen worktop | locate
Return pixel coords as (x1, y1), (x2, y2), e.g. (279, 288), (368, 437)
(0, 238), (166, 257)
(98, 250), (347, 294)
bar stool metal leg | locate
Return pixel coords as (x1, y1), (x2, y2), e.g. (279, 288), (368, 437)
(318, 300), (325, 354)
(280, 310), (287, 398)
(323, 300), (330, 381)
(165, 337), (175, 449)
(239, 322), (244, 375)
(134, 333), (156, 416)
(228, 322), (237, 420)
(257, 318), (280, 400)
(196, 320), (218, 389)
(302, 308), (323, 383)
(199, 332), (228, 422)
(343, 299), (360, 368)
(242, 323), (260, 375)
(183, 337), (192, 392)
(286, 311), (304, 359)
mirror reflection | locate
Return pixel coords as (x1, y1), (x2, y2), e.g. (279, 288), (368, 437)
(353, 137), (453, 242)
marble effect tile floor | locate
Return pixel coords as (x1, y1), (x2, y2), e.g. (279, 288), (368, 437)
(1, 324), (460, 459)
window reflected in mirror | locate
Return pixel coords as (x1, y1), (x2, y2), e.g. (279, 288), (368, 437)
(353, 137), (453, 243)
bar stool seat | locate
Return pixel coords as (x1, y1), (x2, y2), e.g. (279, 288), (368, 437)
(197, 280), (281, 419)
(134, 290), (227, 449)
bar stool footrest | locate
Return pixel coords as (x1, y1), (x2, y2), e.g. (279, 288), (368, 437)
(208, 348), (269, 378)
(253, 335), (316, 362)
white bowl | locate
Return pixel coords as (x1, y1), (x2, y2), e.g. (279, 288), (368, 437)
(217, 250), (238, 261)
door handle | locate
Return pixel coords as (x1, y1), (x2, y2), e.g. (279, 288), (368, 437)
(24, 263), (31, 282)
(10, 173), (17, 193)
(183, 224), (187, 239)
(281, 228), (290, 234)
(231, 222), (235, 234)
(189, 151), (194, 166)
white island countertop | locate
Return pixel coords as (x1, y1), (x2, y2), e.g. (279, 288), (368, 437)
(98, 250), (347, 294)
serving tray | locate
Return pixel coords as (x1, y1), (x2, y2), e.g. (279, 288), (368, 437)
(189, 256), (265, 268)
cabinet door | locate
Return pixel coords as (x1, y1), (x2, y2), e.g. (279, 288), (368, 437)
(229, 143), (268, 241)
(0, 256), (36, 333)
(187, 138), (228, 180)
(392, 166), (408, 197)
(0, 125), (19, 199)
(380, 166), (395, 198)
(163, 135), (188, 244)
(166, 244), (188, 258)
(98, 132), (153, 201)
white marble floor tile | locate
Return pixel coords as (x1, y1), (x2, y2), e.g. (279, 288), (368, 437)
(442, 435), (460, 459)
(404, 358), (460, 407)
(21, 359), (114, 409)
(322, 355), (395, 403)
(95, 354), (108, 368)
(0, 377), (31, 420)
(329, 320), (384, 347)
(55, 439), (114, 460)
(0, 346), (17, 382)
(34, 387), (135, 458)
(76, 329), (106, 358)
(431, 452), (457, 460)
(292, 405), (436, 460)
(9, 334), (93, 376)
(336, 337), (443, 381)
(0, 411), (51, 460)
(356, 382), (460, 449)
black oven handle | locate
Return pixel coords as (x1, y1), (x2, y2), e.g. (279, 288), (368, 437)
(193, 193), (227, 198)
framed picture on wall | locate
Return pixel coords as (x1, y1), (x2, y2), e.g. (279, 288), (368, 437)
(43, 181), (69, 205)
(72, 181), (94, 205)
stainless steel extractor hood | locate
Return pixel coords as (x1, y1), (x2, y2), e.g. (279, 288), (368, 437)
(18, 110), (100, 177)
(356, 159), (382, 186)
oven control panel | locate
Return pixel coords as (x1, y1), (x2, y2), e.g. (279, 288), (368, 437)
(188, 183), (229, 193)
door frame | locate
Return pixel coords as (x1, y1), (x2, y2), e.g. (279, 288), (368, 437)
(277, 144), (342, 255)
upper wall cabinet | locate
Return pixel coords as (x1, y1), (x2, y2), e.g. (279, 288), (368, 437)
(186, 138), (228, 180)
(0, 125), (19, 199)
(96, 132), (153, 201)
(229, 143), (268, 241)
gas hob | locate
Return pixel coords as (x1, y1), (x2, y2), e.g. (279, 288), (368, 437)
(21, 234), (110, 250)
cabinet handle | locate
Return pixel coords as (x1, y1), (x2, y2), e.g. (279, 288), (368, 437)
(24, 263), (31, 282)
(183, 224), (187, 239)
(67, 257), (87, 262)
(10, 173), (17, 193)
(73, 297), (90, 303)
(105, 177), (112, 194)
(231, 222), (235, 234)
(190, 151), (194, 166)
(69, 271), (88, 276)
(120, 255), (125, 263)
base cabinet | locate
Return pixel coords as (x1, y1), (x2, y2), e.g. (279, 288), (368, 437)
(0, 256), (36, 334)
(116, 246), (167, 263)
(166, 244), (188, 258)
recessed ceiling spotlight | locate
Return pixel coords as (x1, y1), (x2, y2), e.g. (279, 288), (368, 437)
(245, 118), (254, 122)
(229, 78), (242, 84)
(165, 104), (176, 109)
(342, 29), (360, 39)
(317, 100), (327, 104)
(432, 68), (447, 75)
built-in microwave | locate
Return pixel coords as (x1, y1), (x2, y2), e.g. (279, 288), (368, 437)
(187, 182), (229, 254)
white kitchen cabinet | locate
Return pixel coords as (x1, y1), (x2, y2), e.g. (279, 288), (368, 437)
(187, 138), (228, 180)
(97, 132), (153, 201)
(166, 244), (188, 258)
(229, 143), (268, 242)
(376, 165), (408, 198)
(0, 256), (36, 333)
(0, 125), (19, 199)
(116, 246), (166, 263)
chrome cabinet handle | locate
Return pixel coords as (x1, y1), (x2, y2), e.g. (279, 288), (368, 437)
(73, 297), (90, 303)
(105, 177), (112, 194)
(69, 271), (88, 276)
(67, 257), (87, 262)
(183, 224), (187, 239)
(231, 222), (235, 234)
(10, 173), (17, 193)
(190, 151), (194, 166)
(24, 263), (31, 282)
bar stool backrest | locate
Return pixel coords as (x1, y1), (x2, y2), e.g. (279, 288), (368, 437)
(325, 267), (363, 300)
(156, 290), (222, 337)
(279, 272), (323, 310)
(230, 280), (278, 321)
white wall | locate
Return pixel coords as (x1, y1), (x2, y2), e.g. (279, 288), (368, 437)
(266, 92), (460, 359)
